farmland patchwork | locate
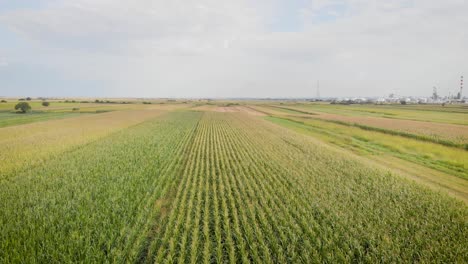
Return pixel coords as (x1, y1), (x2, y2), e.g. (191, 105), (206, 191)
(1, 109), (467, 263)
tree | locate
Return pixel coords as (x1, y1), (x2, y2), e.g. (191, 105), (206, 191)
(26, 97), (31, 101)
(42, 101), (50, 107)
(15, 102), (31, 113)
(0, 100), (6, 103)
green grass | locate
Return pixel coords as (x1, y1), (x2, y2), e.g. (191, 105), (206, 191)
(281, 103), (468, 125)
(0, 101), (75, 111)
(0, 100), (147, 128)
(268, 105), (318, 115)
(0, 101), (141, 113)
(259, 103), (468, 148)
(265, 116), (468, 180)
(0, 111), (86, 128)
(1, 110), (467, 262)
(316, 117), (466, 149)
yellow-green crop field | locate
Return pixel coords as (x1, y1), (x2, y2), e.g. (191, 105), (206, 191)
(0, 101), (467, 263)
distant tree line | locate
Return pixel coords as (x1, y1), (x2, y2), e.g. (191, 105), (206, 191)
(330, 100), (374, 105)
(93, 99), (133, 104)
(11, 98), (172, 105)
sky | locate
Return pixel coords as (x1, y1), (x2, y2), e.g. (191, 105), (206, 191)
(0, 0), (467, 98)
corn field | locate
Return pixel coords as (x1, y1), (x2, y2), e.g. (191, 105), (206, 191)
(0, 111), (467, 263)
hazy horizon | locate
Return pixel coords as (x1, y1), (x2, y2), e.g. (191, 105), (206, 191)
(0, 0), (466, 98)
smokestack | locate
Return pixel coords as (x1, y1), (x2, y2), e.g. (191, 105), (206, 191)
(460, 76), (464, 99)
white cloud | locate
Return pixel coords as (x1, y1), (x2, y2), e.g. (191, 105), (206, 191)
(0, 0), (467, 97)
(1, 0), (264, 54)
(0, 57), (8, 67)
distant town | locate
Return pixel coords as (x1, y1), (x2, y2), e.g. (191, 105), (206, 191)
(320, 76), (466, 105)
(313, 93), (466, 105)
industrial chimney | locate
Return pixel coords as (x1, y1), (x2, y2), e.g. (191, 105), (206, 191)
(458, 76), (463, 99)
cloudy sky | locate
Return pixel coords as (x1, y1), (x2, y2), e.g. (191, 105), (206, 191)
(0, 0), (466, 98)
